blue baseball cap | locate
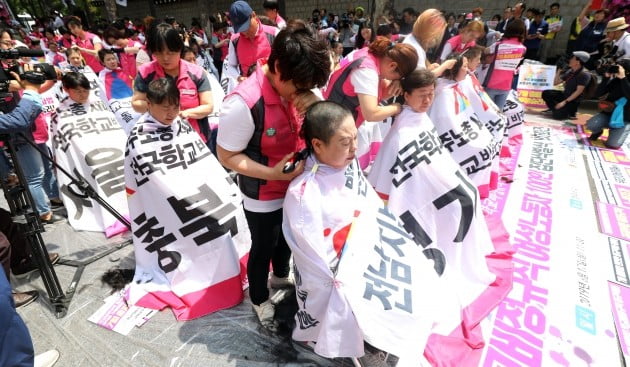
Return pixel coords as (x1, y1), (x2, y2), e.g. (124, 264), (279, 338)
(229, 1), (253, 34)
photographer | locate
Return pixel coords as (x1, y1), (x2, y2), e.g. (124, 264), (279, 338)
(605, 18), (630, 61)
(586, 59), (630, 149)
(0, 64), (64, 224)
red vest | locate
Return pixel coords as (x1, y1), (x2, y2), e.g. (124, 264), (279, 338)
(76, 32), (103, 73)
(323, 47), (382, 127)
(231, 21), (276, 76)
(137, 60), (209, 141)
(229, 61), (304, 201)
(446, 35), (476, 55)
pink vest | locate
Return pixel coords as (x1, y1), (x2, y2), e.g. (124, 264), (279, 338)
(323, 47), (382, 127)
(137, 60), (209, 142)
(485, 38), (526, 91)
(228, 60), (304, 201)
(446, 35), (476, 54)
(76, 32), (103, 73)
(231, 21), (276, 76)
(119, 40), (140, 78)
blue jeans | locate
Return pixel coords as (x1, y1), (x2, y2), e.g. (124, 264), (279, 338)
(37, 143), (59, 200)
(0, 267), (34, 367)
(485, 88), (510, 110)
(586, 113), (630, 149)
(14, 143), (50, 215)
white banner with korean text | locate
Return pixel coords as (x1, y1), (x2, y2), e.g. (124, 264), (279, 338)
(50, 95), (129, 234)
(283, 157), (454, 363)
(124, 114), (250, 321)
(479, 123), (621, 367)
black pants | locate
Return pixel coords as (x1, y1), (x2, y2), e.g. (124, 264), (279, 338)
(244, 208), (291, 305)
(0, 208), (31, 281)
(542, 89), (579, 120)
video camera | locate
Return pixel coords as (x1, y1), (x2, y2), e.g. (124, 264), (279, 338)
(0, 48), (57, 94)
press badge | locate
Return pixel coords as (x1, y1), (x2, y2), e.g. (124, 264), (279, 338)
(181, 89), (196, 95)
(266, 128), (276, 136)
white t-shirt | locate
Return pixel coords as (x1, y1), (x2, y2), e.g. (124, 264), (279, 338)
(402, 34), (427, 69)
(614, 32), (630, 60)
(135, 49), (150, 65)
(350, 68), (379, 97)
(217, 95), (284, 213)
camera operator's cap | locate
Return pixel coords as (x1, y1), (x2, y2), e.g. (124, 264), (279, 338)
(229, 1), (253, 34)
(572, 51), (590, 63)
(605, 17), (629, 32)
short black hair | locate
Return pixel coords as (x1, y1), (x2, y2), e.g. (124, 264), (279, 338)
(66, 16), (82, 28)
(98, 48), (116, 63)
(146, 23), (184, 53)
(301, 101), (352, 151)
(267, 19), (331, 90)
(550, 2), (560, 9)
(181, 46), (195, 58)
(402, 7), (417, 16)
(401, 69), (436, 94)
(62, 72), (91, 90)
(263, 0), (279, 11)
(147, 78), (179, 106)
(58, 26), (71, 35)
(376, 24), (392, 37)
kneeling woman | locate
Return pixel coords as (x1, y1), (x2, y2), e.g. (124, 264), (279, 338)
(125, 78), (250, 320)
(368, 70), (510, 363)
(283, 101), (447, 365)
(51, 72), (128, 234)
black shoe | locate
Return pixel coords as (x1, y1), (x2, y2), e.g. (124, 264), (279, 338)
(541, 109), (553, 114)
(50, 199), (64, 209)
(40, 213), (65, 224)
(588, 132), (602, 141)
(12, 290), (39, 308)
(13, 253), (60, 279)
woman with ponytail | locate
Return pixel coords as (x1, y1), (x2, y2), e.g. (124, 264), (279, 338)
(324, 36), (418, 127)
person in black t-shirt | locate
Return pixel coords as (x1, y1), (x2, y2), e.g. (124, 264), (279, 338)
(542, 51), (591, 120)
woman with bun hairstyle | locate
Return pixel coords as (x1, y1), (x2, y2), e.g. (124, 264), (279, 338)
(324, 36), (418, 127)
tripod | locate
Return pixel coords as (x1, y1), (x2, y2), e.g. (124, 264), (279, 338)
(2, 133), (131, 318)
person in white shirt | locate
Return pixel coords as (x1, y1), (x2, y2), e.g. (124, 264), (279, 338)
(605, 17), (630, 61)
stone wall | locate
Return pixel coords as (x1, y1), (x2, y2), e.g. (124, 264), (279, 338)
(116, 0), (591, 56)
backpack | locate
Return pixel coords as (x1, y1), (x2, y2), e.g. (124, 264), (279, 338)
(582, 70), (599, 100)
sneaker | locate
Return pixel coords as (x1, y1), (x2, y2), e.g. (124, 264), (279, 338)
(40, 212), (65, 225)
(12, 290), (39, 308)
(13, 253), (60, 279)
(269, 274), (294, 289)
(541, 109), (553, 114)
(34, 349), (60, 367)
(253, 300), (277, 332)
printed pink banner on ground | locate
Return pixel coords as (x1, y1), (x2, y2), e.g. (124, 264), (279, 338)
(616, 185), (630, 208)
(600, 150), (630, 166)
(608, 281), (630, 360)
(597, 202), (630, 242)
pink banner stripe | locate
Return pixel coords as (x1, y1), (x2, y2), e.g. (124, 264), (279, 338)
(136, 274), (244, 321)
